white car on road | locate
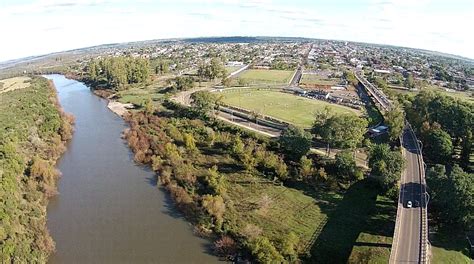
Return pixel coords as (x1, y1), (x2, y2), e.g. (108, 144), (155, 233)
(406, 201), (412, 208)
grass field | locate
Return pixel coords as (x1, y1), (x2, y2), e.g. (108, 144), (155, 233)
(309, 180), (395, 263)
(430, 229), (472, 264)
(116, 86), (165, 105)
(0, 76), (31, 94)
(300, 74), (339, 86)
(348, 195), (396, 263)
(387, 85), (473, 103)
(237, 69), (294, 85)
(221, 89), (361, 127)
(225, 66), (243, 74)
(225, 171), (341, 253)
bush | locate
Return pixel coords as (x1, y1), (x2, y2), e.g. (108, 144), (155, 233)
(214, 235), (238, 259)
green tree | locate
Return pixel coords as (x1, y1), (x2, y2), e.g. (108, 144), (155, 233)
(313, 113), (368, 151)
(427, 164), (474, 229)
(385, 104), (405, 141)
(425, 128), (453, 164)
(143, 97), (154, 115)
(202, 194), (226, 229)
(404, 73), (415, 89)
(299, 155), (314, 180)
(279, 125), (312, 161)
(205, 165), (226, 195)
(343, 70), (358, 86)
(191, 91), (220, 117)
(368, 144), (405, 192)
(172, 76), (195, 91)
(277, 232), (299, 262)
(334, 150), (362, 182)
(248, 237), (284, 263)
(183, 133), (197, 152)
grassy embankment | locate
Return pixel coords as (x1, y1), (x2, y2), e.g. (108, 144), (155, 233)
(221, 89), (361, 128)
(0, 76), (74, 262)
(122, 97), (397, 262)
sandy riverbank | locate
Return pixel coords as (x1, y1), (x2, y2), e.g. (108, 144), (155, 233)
(107, 101), (134, 117)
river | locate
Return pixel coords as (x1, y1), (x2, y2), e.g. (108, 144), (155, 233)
(45, 74), (218, 263)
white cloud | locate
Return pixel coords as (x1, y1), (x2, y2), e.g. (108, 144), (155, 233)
(0, 0), (472, 61)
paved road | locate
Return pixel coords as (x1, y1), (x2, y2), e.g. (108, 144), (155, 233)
(355, 71), (428, 263)
(392, 127), (424, 263)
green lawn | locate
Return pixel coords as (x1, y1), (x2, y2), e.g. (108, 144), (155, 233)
(430, 228), (472, 264)
(225, 66), (243, 74)
(225, 172), (341, 253)
(237, 69), (294, 85)
(309, 180), (391, 263)
(116, 86), (165, 105)
(221, 89), (361, 127)
(300, 74), (339, 86)
(348, 195), (396, 264)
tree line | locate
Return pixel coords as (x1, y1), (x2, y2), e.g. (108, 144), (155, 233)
(87, 56), (150, 89)
(399, 91), (473, 230)
(0, 77), (74, 262)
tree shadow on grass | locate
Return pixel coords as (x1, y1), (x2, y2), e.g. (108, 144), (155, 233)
(305, 179), (380, 264)
(430, 226), (472, 259)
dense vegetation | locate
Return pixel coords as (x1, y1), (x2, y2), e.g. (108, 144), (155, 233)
(398, 90), (473, 259)
(0, 77), (73, 262)
(120, 96), (397, 262)
(87, 56), (150, 89)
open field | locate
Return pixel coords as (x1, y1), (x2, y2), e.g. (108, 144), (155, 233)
(237, 69), (294, 85)
(221, 89), (361, 127)
(116, 86), (165, 105)
(300, 74), (339, 86)
(387, 85), (473, 103)
(0, 76), (31, 94)
(226, 172), (341, 253)
(225, 66), (243, 74)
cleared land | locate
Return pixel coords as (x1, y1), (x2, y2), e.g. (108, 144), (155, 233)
(300, 74), (339, 86)
(237, 69), (294, 85)
(225, 170), (341, 254)
(221, 89), (361, 127)
(0, 76), (31, 94)
(116, 86), (165, 105)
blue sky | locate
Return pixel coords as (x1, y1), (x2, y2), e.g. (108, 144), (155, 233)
(0, 0), (472, 62)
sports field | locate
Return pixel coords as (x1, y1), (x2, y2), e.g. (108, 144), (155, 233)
(221, 89), (361, 127)
(237, 69), (294, 85)
(300, 74), (339, 86)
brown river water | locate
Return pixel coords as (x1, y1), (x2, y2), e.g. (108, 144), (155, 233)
(45, 75), (218, 263)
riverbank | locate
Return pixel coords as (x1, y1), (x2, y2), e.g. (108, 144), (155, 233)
(0, 76), (74, 263)
(44, 74), (218, 263)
